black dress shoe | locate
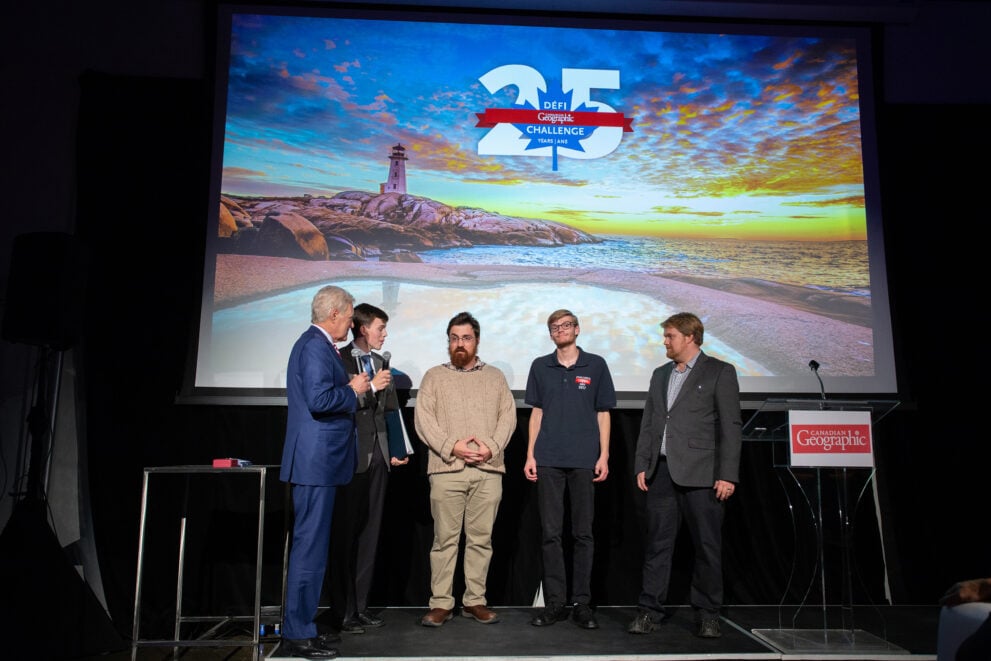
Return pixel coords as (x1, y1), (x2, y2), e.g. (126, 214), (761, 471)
(339, 618), (366, 634)
(627, 609), (659, 634)
(317, 632), (341, 645)
(276, 637), (338, 659)
(571, 603), (599, 629)
(356, 610), (384, 627)
(530, 603), (568, 626)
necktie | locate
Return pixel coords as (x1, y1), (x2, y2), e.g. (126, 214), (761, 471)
(330, 342), (342, 359)
(361, 354), (374, 378)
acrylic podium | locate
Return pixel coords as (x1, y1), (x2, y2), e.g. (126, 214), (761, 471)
(743, 398), (905, 656)
(130, 465), (279, 661)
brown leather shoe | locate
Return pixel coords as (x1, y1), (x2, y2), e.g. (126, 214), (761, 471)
(420, 608), (454, 627)
(462, 604), (500, 624)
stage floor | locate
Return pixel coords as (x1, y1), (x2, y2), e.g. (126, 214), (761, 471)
(114, 605), (938, 661)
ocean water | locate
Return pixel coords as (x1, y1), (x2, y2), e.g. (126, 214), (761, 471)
(204, 278), (773, 391)
(200, 236), (873, 390)
(419, 235), (870, 297)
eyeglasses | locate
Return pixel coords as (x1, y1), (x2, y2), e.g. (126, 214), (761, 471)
(449, 334), (476, 345)
(549, 321), (576, 333)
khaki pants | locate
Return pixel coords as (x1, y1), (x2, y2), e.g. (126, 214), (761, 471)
(427, 467), (503, 610)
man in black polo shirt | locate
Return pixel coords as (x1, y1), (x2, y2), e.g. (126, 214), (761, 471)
(524, 309), (616, 630)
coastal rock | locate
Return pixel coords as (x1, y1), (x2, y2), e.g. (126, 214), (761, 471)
(258, 211), (330, 260)
(380, 250), (423, 263)
(218, 191), (599, 261)
(219, 195), (254, 231)
(218, 201), (237, 238)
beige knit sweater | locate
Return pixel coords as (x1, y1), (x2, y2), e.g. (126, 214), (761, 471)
(414, 363), (517, 475)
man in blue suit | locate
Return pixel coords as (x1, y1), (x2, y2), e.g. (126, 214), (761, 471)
(627, 312), (742, 640)
(278, 285), (371, 659)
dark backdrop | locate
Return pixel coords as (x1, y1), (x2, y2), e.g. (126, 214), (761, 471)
(70, 72), (989, 644)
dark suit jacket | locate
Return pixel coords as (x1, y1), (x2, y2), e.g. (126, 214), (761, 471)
(280, 325), (358, 486)
(634, 351), (742, 488)
(341, 342), (399, 473)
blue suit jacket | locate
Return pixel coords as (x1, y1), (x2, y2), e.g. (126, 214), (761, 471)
(634, 351), (742, 488)
(280, 325), (358, 486)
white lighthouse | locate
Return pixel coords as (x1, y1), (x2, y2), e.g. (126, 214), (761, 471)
(380, 143), (408, 194)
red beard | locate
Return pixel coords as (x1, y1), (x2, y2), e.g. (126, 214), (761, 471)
(450, 347), (475, 369)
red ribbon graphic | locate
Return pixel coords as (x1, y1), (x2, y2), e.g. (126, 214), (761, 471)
(475, 108), (634, 132)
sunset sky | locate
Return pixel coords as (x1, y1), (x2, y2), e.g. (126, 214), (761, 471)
(219, 11), (871, 241)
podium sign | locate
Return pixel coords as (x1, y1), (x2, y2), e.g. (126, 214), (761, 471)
(788, 410), (873, 468)
(746, 400), (905, 655)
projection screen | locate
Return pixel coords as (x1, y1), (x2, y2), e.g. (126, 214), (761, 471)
(185, 3), (897, 404)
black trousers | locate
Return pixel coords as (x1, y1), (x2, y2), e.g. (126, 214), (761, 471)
(536, 466), (595, 606)
(637, 459), (724, 616)
(328, 443), (388, 622)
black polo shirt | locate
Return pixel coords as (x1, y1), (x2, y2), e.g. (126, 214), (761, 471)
(524, 347), (616, 469)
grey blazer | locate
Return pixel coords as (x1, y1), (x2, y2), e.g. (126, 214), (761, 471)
(634, 351), (742, 488)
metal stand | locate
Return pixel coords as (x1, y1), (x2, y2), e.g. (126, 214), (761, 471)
(745, 398), (905, 655)
(131, 465), (275, 660)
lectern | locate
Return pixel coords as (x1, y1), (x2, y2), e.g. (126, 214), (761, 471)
(743, 398), (905, 655)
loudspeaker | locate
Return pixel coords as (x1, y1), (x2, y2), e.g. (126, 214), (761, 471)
(2, 231), (86, 350)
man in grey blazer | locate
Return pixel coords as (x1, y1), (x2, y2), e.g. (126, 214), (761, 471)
(628, 312), (742, 639)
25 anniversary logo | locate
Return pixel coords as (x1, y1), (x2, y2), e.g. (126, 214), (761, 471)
(475, 65), (635, 171)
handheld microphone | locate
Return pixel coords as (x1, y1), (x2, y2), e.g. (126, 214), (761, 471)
(381, 351), (392, 372)
(809, 359), (826, 403)
(351, 348), (363, 375)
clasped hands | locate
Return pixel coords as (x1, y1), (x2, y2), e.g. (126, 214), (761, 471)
(453, 436), (492, 465)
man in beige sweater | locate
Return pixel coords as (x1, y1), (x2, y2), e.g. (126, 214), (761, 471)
(414, 311), (517, 627)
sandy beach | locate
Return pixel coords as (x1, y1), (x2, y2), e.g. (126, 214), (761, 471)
(212, 254), (878, 377)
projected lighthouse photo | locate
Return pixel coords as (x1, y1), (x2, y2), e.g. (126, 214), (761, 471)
(195, 10), (896, 398)
(380, 143), (408, 195)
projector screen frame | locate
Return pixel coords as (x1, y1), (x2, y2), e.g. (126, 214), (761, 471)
(178, 1), (899, 407)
